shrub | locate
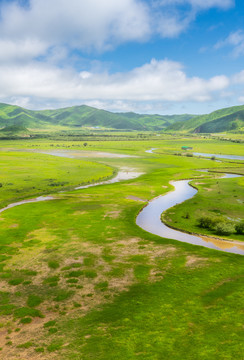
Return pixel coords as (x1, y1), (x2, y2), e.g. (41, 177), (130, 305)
(214, 222), (235, 236)
(235, 221), (244, 234)
(197, 216), (219, 230)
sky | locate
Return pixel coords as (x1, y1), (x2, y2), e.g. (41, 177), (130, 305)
(0, 0), (244, 115)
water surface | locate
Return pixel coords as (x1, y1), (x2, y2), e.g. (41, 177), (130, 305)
(0, 196), (54, 214)
(136, 176), (244, 255)
(193, 152), (244, 161)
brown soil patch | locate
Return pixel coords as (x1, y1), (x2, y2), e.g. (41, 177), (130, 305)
(73, 210), (87, 216)
(185, 255), (208, 267)
(103, 210), (121, 219)
(126, 195), (147, 202)
(0, 224), (209, 359)
(8, 223), (19, 229)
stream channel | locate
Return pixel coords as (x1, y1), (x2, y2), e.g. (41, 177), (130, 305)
(1, 149), (243, 255)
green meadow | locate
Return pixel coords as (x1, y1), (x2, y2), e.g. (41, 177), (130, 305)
(0, 136), (243, 359)
(0, 151), (114, 208)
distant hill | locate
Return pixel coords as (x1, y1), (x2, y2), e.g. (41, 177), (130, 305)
(1, 102), (243, 133)
(0, 103), (194, 131)
(165, 104), (244, 133)
(0, 124), (29, 133)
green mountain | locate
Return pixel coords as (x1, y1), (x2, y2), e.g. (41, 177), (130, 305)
(0, 103), (194, 131)
(1, 102), (243, 133)
(0, 124), (29, 134)
(165, 104), (244, 133)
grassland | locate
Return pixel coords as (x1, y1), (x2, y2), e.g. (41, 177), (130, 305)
(0, 151), (114, 208)
(163, 174), (244, 241)
(0, 136), (243, 359)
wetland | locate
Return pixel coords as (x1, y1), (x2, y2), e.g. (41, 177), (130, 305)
(0, 135), (243, 359)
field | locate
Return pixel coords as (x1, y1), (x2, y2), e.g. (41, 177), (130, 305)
(0, 135), (243, 359)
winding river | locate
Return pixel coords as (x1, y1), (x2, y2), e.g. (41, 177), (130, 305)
(136, 175), (244, 255)
(1, 149), (243, 255)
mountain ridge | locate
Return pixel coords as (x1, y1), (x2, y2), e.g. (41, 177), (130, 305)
(165, 104), (244, 133)
(0, 102), (243, 133)
(0, 103), (195, 131)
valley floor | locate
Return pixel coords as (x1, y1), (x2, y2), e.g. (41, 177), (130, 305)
(0, 136), (243, 359)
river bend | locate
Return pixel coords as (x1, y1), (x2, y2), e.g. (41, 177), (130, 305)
(1, 149), (243, 255)
(136, 175), (244, 255)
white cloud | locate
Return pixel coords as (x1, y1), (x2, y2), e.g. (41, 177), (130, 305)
(0, 58), (230, 105)
(0, 0), (235, 60)
(7, 96), (32, 109)
(215, 30), (244, 57)
(238, 95), (244, 103)
(0, 0), (150, 57)
(232, 70), (244, 84)
(151, 0), (234, 37)
(0, 0), (237, 113)
(0, 39), (47, 63)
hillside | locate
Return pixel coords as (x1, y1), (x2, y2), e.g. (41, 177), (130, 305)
(0, 103), (194, 131)
(165, 104), (244, 133)
(0, 124), (29, 134)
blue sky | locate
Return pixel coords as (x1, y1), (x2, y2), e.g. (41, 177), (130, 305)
(0, 0), (244, 114)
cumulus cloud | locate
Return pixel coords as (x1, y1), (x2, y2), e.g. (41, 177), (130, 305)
(0, 59), (230, 105)
(0, 0), (237, 112)
(0, 39), (47, 63)
(0, 0), (150, 58)
(0, 0), (235, 60)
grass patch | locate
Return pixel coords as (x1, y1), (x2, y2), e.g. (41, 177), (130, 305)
(48, 260), (60, 269)
(66, 270), (83, 278)
(44, 320), (57, 328)
(8, 278), (24, 286)
(17, 341), (33, 349)
(27, 294), (43, 307)
(14, 307), (44, 318)
(53, 290), (74, 302)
